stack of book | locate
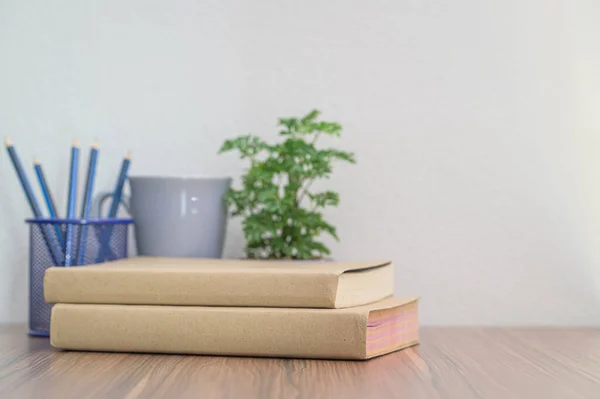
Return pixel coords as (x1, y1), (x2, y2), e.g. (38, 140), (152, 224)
(44, 257), (419, 360)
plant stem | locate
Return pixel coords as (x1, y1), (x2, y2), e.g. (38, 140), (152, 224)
(296, 179), (314, 204)
(296, 131), (321, 204)
(311, 131), (321, 145)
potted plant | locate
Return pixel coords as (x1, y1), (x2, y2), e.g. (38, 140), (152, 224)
(218, 110), (356, 260)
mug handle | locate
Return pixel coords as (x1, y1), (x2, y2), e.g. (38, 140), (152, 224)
(91, 191), (132, 218)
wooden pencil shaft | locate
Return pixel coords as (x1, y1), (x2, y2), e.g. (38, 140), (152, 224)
(34, 164), (59, 218)
(66, 145), (79, 219)
(76, 146), (99, 266)
(5, 144), (63, 265)
(64, 144), (80, 266)
(108, 158), (130, 217)
(79, 147), (98, 218)
(6, 145), (43, 217)
(41, 224), (65, 265)
(34, 163), (65, 250)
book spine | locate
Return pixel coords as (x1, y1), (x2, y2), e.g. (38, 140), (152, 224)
(50, 304), (368, 360)
(44, 270), (340, 308)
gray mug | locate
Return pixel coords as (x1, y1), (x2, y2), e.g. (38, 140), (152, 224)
(94, 176), (232, 258)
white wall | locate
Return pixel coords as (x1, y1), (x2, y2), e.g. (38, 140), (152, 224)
(0, 0), (598, 325)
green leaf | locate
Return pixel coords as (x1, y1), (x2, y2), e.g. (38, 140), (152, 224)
(297, 122), (318, 135)
(308, 191), (340, 208)
(301, 109), (320, 124)
(218, 135), (270, 159)
(307, 240), (331, 257)
(317, 122), (342, 136)
(321, 222), (339, 241)
(223, 189), (251, 217)
(321, 149), (356, 164)
(218, 139), (236, 153)
(278, 118), (299, 135)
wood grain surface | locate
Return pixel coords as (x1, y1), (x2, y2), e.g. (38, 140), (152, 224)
(0, 326), (598, 398)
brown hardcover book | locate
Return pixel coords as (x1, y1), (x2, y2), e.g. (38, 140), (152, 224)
(50, 297), (419, 360)
(44, 257), (394, 308)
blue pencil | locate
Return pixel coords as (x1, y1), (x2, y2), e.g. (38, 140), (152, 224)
(108, 152), (131, 218)
(76, 141), (99, 265)
(97, 152), (131, 263)
(33, 158), (65, 249)
(64, 139), (80, 266)
(33, 159), (58, 217)
(4, 138), (63, 265)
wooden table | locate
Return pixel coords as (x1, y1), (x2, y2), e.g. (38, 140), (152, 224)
(0, 326), (598, 398)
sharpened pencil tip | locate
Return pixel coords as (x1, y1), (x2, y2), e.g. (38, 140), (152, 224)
(33, 157), (40, 165)
(92, 139), (99, 149)
(73, 138), (79, 147)
(4, 137), (12, 147)
(125, 151), (132, 160)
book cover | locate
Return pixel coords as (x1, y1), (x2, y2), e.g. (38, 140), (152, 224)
(44, 257), (394, 308)
(50, 297), (419, 360)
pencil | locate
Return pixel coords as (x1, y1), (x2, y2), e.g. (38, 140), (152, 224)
(76, 141), (99, 265)
(5, 139), (43, 217)
(64, 139), (80, 266)
(96, 152), (131, 262)
(108, 151), (131, 218)
(33, 157), (65, 249)
(33, 158), (58, 218)
(4, 138), (63, 265)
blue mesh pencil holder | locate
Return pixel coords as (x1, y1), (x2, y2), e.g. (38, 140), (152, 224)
(26, 218), (133, 337)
